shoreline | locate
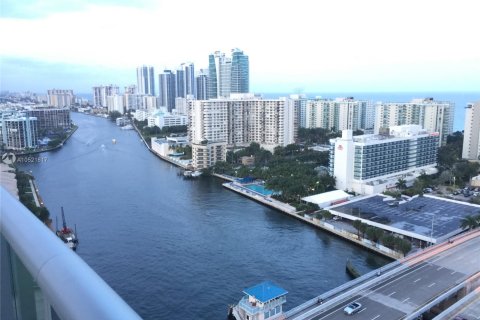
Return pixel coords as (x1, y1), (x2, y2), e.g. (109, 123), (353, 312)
(130, 118), (401, 260)
(11, 125), (78, 156)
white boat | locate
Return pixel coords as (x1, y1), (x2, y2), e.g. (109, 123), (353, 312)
(191, 171), (202, 177)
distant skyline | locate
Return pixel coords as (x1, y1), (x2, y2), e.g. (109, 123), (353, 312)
(1, 0), (479, 93)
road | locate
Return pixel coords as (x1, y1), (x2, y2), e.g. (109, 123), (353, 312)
(293, 232), (480, 320)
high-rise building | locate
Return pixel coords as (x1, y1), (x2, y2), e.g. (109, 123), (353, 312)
(195, 69), (209, 100)
(175, 67), (185, 98)
(329, 125), (439, 195)
(305, 98), (373, 132)
(208, 50), (248, 99)
(124, 85), (137, 95)
(374, 98), (454, 146)
(106, 95), (125, 114)
(183, 62), (196, 97)
(93, 85), (119, 107)
(26, 108), (71, 132)
(462, 101), (480, 160)
(136, 66), (155, 96)
(289, 94), (308, 128)
(188, 94), (296, 150)
(0, 113), (38, 150)
(158, 70), (176, 112)
(47, 89), (75, 108)
(230, 48), (249, 94)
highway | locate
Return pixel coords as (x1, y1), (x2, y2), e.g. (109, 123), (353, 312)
(290, 231), (480, 320)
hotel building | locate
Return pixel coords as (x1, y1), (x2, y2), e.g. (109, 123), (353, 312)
(329, 125), (439, 195)
(462, 101), (480, 160)
(374, 98), (454, 146)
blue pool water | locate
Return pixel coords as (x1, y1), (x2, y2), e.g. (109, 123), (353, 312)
(244, 184), (275, 196)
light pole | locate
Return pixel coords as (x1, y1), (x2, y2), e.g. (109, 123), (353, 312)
(430, 214), (435, 246)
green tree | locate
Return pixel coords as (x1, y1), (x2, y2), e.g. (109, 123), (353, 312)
(381, 234), (396, 249)
(353, 219), (363, 238)
(395, 178), (407, 190)
(108, 111), (122, 121)
(460, 215), (480, 230)
(321, 210), (332, 220)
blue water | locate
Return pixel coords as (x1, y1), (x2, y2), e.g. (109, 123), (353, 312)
(19, 113), (391, 319)
(244, 184), (275, 196)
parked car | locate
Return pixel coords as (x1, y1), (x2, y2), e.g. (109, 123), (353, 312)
(343, 302), (362, 315)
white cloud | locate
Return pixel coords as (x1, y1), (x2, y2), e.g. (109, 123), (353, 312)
(1, 0), (479, 91)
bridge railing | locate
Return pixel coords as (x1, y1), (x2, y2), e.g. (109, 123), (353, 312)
(0, 187), (142, 320)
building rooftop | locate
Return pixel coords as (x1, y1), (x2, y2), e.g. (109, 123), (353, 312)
(302, 190), (351, 206)
(330, 195), (480, 242)
(243, 281), (288, 303)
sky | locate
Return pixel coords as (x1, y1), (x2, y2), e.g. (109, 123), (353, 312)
(1, 0), (479, 94)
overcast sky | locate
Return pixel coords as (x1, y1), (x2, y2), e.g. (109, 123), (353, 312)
(1, 0), (479, 94)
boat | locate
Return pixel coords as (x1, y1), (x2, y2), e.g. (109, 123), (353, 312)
(120, 124), (134, 130)
(56, 207), (79, 251)
(112, 138), (117, 144)
(183, 170), (202, 179)
(191, 170), (202, 177)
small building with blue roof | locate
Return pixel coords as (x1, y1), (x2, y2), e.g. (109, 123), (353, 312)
(232, 281), (288, 320)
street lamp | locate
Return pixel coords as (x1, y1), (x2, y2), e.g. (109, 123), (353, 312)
(430, 214), (435, 246)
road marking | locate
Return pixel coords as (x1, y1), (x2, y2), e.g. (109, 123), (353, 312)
(388, 291), (396, 297)
(358, 307), (367, 314)
(428, 282), (436, 287)
(436, 266), (443, 271)
(402, 298), (410, 303)
(371, 315), (380, 320)
(451, 271), (457, 275)
(414, 278), (422, 283)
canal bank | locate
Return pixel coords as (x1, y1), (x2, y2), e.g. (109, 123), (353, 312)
(19, 112), (390, 319)
(131, 123), (402, 259)
(221, 179), (402, 260)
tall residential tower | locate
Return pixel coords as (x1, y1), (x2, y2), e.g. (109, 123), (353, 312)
(136, 66), (155, 96)
(462, 101), (480, 160)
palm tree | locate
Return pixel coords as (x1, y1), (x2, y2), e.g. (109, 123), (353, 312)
(460, 215), (480, 230)
(396, 178), (407, 190)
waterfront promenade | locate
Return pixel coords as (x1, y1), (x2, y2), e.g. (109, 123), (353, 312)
(222, 179), (402, 260)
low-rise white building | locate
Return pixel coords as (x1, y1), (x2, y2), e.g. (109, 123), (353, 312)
(192, 140), (227, 170)
(133, 109), (149, 122)
(329, 125), (439, 195)
(147, 108), (188, 129)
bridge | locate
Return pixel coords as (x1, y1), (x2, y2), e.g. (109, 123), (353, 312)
(284, 230), (480, 320)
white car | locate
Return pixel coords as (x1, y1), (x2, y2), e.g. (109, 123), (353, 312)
(343, 302), (362, 315)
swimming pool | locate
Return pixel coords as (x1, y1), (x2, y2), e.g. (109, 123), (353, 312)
(244, 184), (275, 196)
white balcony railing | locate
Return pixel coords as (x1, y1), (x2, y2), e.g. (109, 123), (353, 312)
(0, 187), (142, 320)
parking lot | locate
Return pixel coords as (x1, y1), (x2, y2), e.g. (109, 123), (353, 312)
(331, 195), (480, 241)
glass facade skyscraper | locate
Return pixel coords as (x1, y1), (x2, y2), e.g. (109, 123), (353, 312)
(230, 48), (249, 94)
(208, 49), (249, 99)
(136, 66), (155, 96)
